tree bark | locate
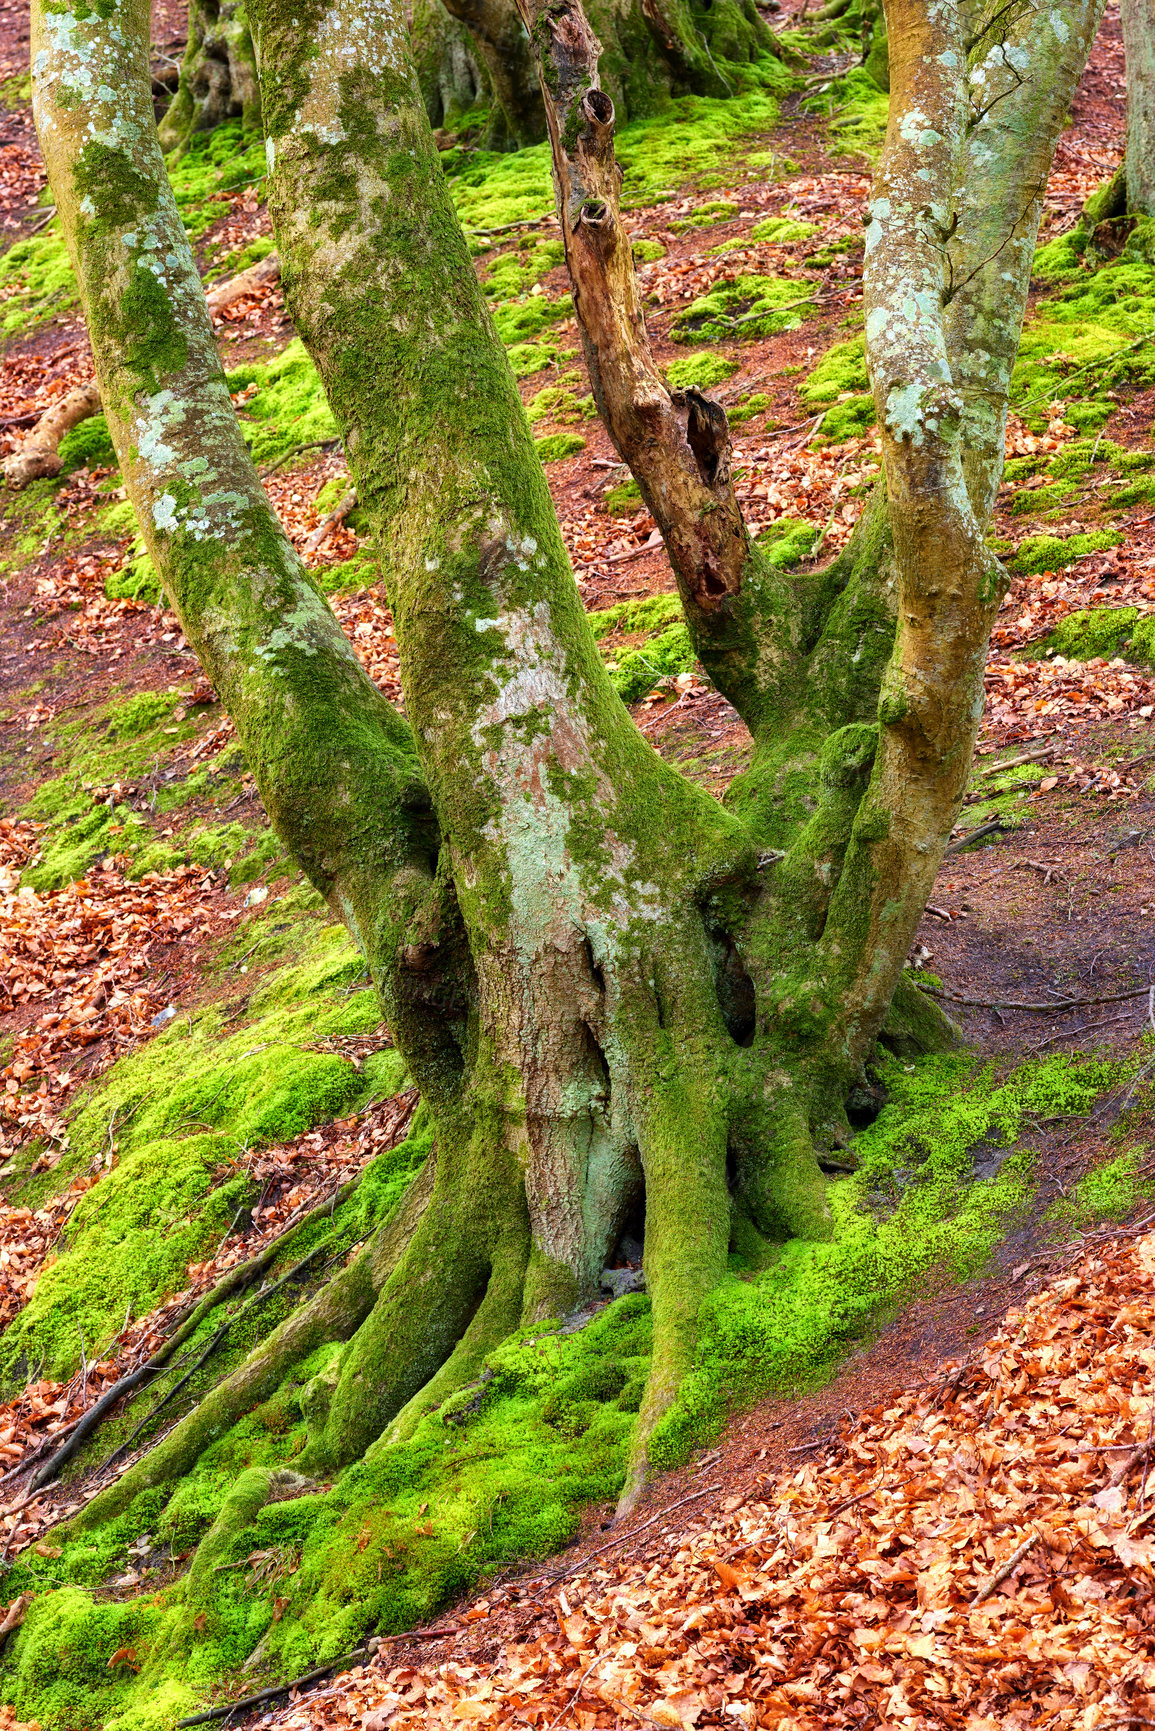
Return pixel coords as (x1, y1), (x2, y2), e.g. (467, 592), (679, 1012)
(1122, 0), (1155, 215)
(157, 0), (261, 154)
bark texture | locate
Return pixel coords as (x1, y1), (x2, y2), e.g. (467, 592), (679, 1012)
(157, 0), (261, 153)
(1122, 0), (1155, 214)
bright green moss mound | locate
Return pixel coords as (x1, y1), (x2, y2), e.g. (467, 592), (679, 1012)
(1017, 605), (1148, 664)
(0, 918), (403, 1385)
(672, 200), (740, 232)
(57, 413), (117, 474)
(756, 517), (822, 568)
(1010, 529), (1122, 574)
(588, 594), (683, 639)
(729, 390), (770, 424)
(1013, 226), (1155, 424)
(534, 432), (586, 463)
(224, 342), (338, 471)
(665, 352), (738, 391)
(801, 334), (869, 404)
(0, 224), (77, 334)
(671, 273), (810, 344)
(605, 624), (696, 701)
(1046, 1147), (1154, 1236)
(750, 215), (820, 245)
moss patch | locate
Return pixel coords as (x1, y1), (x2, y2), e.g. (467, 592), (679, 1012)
(671, 274), (812, 344)
(664, 352), (738, 391)
(534, 432), (586, 463)
(1010, 529), (1123, 574)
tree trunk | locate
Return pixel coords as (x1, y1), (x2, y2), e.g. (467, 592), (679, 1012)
(1122, 0), (1155, 215)
(157, 0), (261, 153)
(30, 0), (1099, 1599)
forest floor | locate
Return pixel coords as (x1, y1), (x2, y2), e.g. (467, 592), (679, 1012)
(0, 0), (1152, 1727)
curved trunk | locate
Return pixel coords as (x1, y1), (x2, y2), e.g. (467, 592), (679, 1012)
(157, 0), (261, 154)
(1122, 0), (1155, 215)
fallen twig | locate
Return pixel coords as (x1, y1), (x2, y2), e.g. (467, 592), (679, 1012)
(971, 1529), (1041, 1603)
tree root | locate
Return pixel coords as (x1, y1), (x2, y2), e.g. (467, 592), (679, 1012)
(33, 1155), (379, 1491)
(69, 1157), (435, 1531)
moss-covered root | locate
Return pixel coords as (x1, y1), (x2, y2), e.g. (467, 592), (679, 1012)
(304, 1134), (530, 1468)
(162, 1467), (312, 1658)
(70, 1161), (435, 1533)
(615, 983), (730, 1515)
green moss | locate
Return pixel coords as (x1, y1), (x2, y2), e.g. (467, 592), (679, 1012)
(800, 335), (869, 405)
(587, 593), (684, 639)
(605, 623), (696, 702)
(533, 432), (586, 464)
(1017, 605), (1143, 663)
(524, 377), (594, 425)
(755, 517), (821, 568)
(1012, 239), (1155, 420)
(0, 224), (77, 335)
(652, 1052), (1127, 1466)
(632, 238), (666, 264)
(491, 292), (574, 347)
(57, 413), (117, 474)
(803, 66), (890, 160)
(816, 394), (875, 442)
(603, 477), (643, 512)
(1010, 528), (1123, 574)
(165, 121), (269, 239)
(728, 391), (770, 424)
(664, 352), (738, 391)
(749, 215), (819, 245)
(671, 273), (810, 343)
(2, 1046), (1133, 1725)
(0, 920), (400, 1385)
(481, 240), (564, 299)
(671, 200), (739, 233)
(1045, 1148), (1154, 1235)
(224, 341), (338, 471)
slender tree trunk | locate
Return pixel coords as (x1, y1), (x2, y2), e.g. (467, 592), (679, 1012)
(1122, 0), (1155, 215)
(157, 0), (261, 153)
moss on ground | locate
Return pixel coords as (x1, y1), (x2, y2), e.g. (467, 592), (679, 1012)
(1017, 605), (1153, 665)
(671, 273), (813, 343)
(0, 1047), (1132, 1731)
(445, 84), (790, 235)
(664, 352), (737, 390)
(534, 432), (586, 463)
(224, 342), (338, 471)
(1010, 528), (1122, 574)
(653, 1050), (1131, 1464)
(0, 915), (402, 1386)
(17, 690), (276, 893)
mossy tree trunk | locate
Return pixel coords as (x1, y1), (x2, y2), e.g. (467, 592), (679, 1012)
(31, 0), (1098, 1590)
(157, 0), (261, 153)
(1122, 0), (1155, 215)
